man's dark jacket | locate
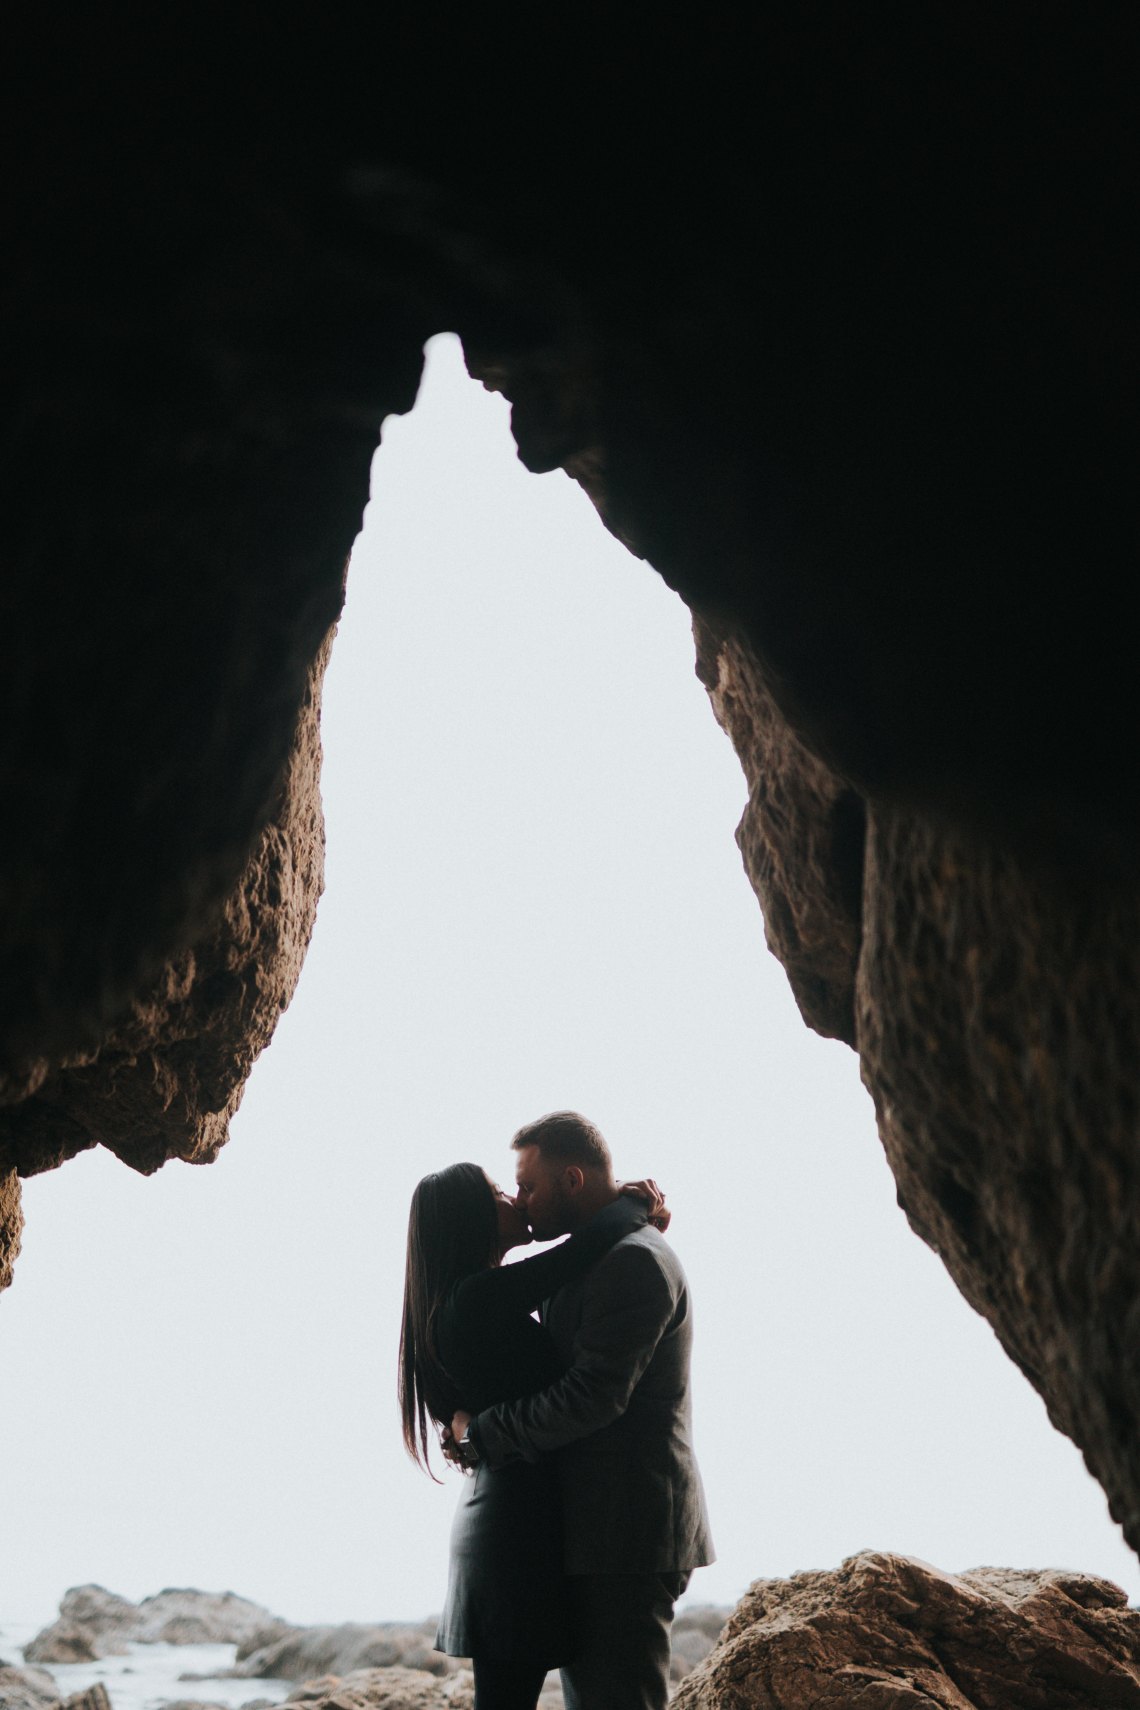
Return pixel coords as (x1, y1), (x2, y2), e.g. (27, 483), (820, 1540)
(473, 1202), (715, 1575)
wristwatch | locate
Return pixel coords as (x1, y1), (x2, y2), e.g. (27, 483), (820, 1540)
(458, 1418), (482, 1465)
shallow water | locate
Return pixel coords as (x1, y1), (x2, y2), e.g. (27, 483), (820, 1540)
(0, 1627), (292, 1710)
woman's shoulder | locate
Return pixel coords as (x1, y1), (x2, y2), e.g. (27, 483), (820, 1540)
(446, 1267), (502, 1315)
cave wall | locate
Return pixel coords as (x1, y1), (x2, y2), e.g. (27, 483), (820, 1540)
(3, 14), (1138, 1556)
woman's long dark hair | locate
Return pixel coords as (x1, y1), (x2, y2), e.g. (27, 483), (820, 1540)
(399, 1162), (499, 1476)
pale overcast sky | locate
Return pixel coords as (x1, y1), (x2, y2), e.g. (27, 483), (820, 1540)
(2, 335), (1135, 1629)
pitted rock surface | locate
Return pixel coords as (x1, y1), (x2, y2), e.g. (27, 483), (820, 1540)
(856, 811), (1140, 1549)
(0, 641), (330, 1180)
(287, 1671), (474, 1710)
(673, 1551), (1140, 1708)
(694, 615), (864, 1045)
(0, 1169), (21, 1293)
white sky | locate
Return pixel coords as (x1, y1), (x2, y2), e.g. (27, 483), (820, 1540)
(2, 334), (1135, 1630)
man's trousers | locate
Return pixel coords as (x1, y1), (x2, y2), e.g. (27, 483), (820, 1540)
(560, 1570), (691, 1710)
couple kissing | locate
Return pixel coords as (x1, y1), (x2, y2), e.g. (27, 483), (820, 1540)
(400, 1110), (714, 1709)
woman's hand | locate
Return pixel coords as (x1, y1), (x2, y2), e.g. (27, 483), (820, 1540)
(440, 1412), (473, 1470)
(619, 1178), (671, 1231)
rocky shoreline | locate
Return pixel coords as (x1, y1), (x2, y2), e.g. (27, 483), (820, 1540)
(1, 1586), (728, 1709)
(8, 1559), (1140, 1708)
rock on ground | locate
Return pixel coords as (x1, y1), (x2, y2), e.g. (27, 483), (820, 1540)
(24, 1587), (283, 1663)
(276, 1666), (566, 1709)
(234, 1606), (728, 1694)
(233, 1627), (454, 1682)
(282, 1671), (474, 1710)
(672, 1551), (1140, 1708)
(0, 1665), (62, 1710)
(0, 1680), (111, 1710)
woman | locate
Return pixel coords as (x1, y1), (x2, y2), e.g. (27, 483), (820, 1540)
(399, 1162), (661, 1709)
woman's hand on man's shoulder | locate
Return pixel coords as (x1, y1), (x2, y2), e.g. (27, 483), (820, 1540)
(619, 1177), (671, 1231)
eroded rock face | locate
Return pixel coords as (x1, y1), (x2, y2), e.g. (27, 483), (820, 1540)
(0, 1168), (21, 1292)
(694, 617), (864, 1046)
(856, 811), (1140, 1548)
(0, 639), (331, 1181)
(3, 12), (1139, 1581)
(673, 1552), (1140, 1708)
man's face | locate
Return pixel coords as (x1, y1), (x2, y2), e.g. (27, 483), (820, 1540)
(513, 1143), (575, 1240)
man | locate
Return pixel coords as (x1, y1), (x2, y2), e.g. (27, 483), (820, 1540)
(453, 1111), (714, 1709)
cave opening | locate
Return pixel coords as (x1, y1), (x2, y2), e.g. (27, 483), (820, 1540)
(2, 337), (1136, 1649)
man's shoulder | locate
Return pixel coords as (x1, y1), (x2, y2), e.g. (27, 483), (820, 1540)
(590, 1225), (688, 1290)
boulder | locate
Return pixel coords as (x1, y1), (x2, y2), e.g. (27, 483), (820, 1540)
(282, 1670), (473, 1710)
(24, 1587), (284, 1664)
(234, 1627), (451, 1682)
(60, 1690), (112, 1710)
(134, 1591), (283, 1649)
(24, 1587), (137, 1662)
(234, 1627), (298, 1665)
(672, 1551), (1140, 1707)
(0, 1665), (62, 1710)
(161, 1701), (233, 1710)
(20, 1631), (102, 1668)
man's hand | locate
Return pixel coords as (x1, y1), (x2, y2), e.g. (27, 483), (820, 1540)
(619, 1178), (671, 1231)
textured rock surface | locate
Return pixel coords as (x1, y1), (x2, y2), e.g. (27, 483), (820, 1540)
(694, 616), (864, 1045)
(281, 1670), (476, 1710)
(232, 1627), (452, 1683)
(0, 639), (330, 1180)
(0, 1168), (21, 1292)
(673, 1552), (1140, 1708)
(0, 1666), (61, 1710)
(230, 1607), (725, 1692)
(25, 1589), (281, 1663)
(0, 1678), (110, 1710)
(3, 11), (1140, 1577)
(857, 812), (1140, 1546)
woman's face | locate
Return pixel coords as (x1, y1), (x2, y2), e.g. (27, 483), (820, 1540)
(487, 1173), (533, 1255)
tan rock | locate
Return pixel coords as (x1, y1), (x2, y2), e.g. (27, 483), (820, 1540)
(694, 617), (863, 1045)
(59, 1690), (113, 1710)
(282, 1670), (474, 1710)
(673, 1551), (1140, 1707)
(857, 812), (1140, 1549)
(0, 1168), (21, 1292)
(0, 1665), (62, 1710)
(133, 1590), (283, 1649)
(25, 1586), (284, 1664)
(0, 637), (330, 1191)
(2, 17), (1139, 1575)
(235, 1626), (452, 1683)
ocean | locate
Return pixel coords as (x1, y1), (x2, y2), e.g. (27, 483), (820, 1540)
(0, 1624), (293, 1710)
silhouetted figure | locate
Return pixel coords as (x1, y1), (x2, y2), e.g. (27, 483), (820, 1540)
(453, 1113), (714, 1710)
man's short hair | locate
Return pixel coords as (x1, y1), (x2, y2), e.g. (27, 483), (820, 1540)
(511, 1110), (613, 1172)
